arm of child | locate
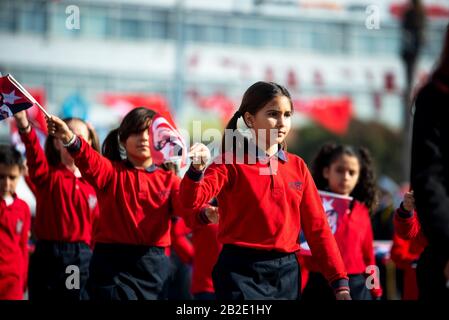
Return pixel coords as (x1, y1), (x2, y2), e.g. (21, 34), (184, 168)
(178, 145), (229, 212)
(46, 115), (114, 190)
(172, 172), (222, 228)
(298, 159), (350, 299)
(14, 111), (50, 185)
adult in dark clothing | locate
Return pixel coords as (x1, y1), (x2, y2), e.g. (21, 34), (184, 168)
(411, 24), (449, 300)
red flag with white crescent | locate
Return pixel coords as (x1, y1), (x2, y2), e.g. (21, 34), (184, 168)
(149, 114), (187, 168)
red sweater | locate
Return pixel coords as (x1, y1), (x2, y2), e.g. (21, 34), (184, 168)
(20, 128), (98, 244)
(68, 137), (203, 246)
(302, 201), (382, 298)
(179, 151), (348, 286)
(393, 207), (428, 247)
(0, 195), (31, 299)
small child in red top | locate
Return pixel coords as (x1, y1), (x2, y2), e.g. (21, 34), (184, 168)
(302, 143), (382, 300)
(392, 191), (427, 299)
(47, 107), (210, 300)
(0, 145), (31, 300)
(179, 81), (350, 300)
(14, 110), (99, 300)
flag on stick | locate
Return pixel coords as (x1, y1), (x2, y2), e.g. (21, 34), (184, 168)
(0, 74), (50, 120)
(149, 114), (187, 168)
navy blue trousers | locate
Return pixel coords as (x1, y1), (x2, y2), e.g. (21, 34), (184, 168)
(86, 243), (170, 300)
(28, 240), (92, 300)
(212, 244), (300, 300)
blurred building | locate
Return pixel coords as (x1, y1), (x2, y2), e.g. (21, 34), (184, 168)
(0, 0), (447, 136)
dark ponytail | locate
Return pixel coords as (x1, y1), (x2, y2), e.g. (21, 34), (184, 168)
(102, 128), (122, 161)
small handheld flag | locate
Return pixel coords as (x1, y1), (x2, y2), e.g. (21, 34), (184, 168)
(0, 74), (50, 120)
(299, 190), (353, 256)
(149, 114), (187, 168)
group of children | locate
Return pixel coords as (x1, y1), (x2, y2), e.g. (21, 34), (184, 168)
(0, 80), (423, 300)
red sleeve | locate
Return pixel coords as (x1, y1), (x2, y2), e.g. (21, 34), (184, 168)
(19, 127), (50, 185)
(298, 160), (348, 285)
(20, 203), (31, 293)
(390, 234), (416, 268)
(171, 218), (194, 264)
(69, 137), (115, 190)
(171, 174), (213, 229)
(361, 211), (382, 298)
(394, 209), (421, 240)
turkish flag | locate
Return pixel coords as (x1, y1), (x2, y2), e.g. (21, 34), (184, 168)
(294, 97), (353, 135)
(10, 87), (48, 154)
(0, 75), (34, 121)
(299, 191), (353, 256)
(149, 114), (187, 168)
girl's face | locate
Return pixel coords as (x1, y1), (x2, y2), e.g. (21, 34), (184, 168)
(323, 154), (360, 196)
(245, 95), (292, 149)
(123, 128), (151, 162)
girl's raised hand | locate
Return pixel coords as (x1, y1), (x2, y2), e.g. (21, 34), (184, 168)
(46, 115), (74, 144)
(188, 143), (211, 171)
(403, 191), (415, 212)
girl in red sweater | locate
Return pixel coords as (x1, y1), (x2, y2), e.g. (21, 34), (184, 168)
(46, 107), (209, 300)
(14, 110), (99, 300)
(302, 143), (382, 300)
(179, 81), (350, 300)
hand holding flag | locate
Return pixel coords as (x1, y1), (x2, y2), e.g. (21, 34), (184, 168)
(45, 114), (75, 145)
(0, 74), (49, 121)
(148, 114), (188, 168)
(188, 143), (211, 171)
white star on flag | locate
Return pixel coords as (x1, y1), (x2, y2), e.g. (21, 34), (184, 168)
(322, 198), (334, 212)
(3, 90), (21, 104)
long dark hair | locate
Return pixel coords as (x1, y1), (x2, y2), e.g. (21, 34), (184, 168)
(102, 107), (155, 161)
(45, 118), (100, 167)
(221, 81), (293, 154)
(311, 143), (379, 213)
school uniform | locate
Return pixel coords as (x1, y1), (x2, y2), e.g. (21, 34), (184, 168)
(0, 195), (31, 300)
(179, 147), (348, 300)
(19, 128), (98, 300)
(66, 136), (205, 300)
(302, 201), (382, 300)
